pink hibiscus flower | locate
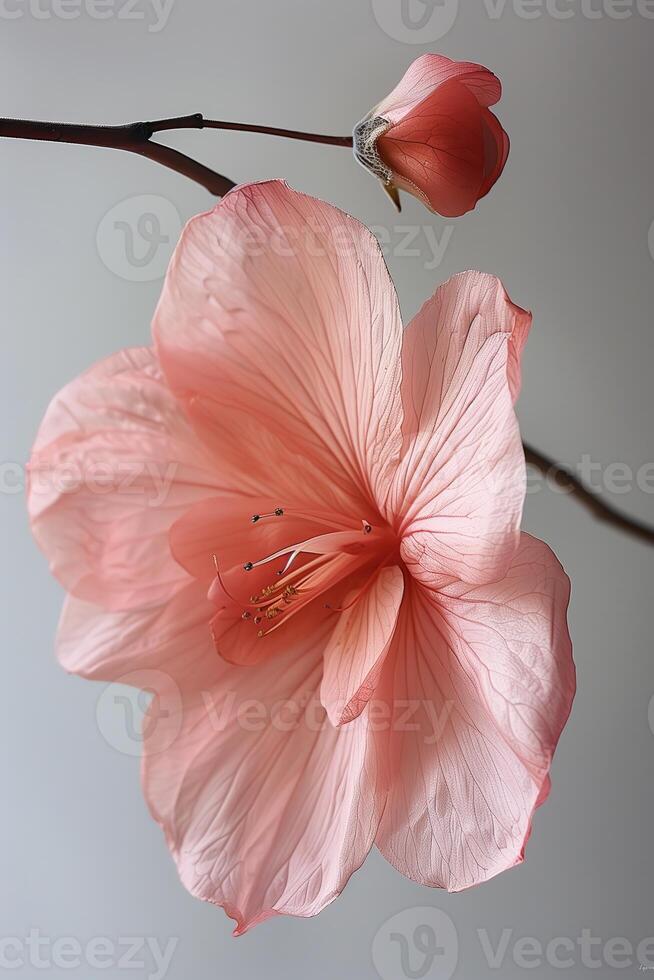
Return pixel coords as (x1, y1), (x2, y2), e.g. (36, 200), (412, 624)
(354, 54), (510, 216)
(28, 180), (574, 934)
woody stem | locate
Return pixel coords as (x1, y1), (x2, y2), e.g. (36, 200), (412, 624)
(523, 444), (654, 546)
(0, 114), (353, 196)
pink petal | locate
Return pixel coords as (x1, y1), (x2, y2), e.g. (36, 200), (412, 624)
(320, 565), (404, 726)
(376, 54), (503, 125)
(437, 534), (576, 783)
(479, 108), (511, 200)
(28, 348), (219, 611)
(386, 272), (531, 587)
(142, 619), (386, 934)
(378, 79), (487, 218)
(57, 579), (217, 687)
(375, 535), (575, 891)
(153, 180), (404, 515)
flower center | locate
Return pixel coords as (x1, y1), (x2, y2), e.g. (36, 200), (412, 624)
(211, 507), (395, 639)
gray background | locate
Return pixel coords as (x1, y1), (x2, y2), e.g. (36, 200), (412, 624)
(2, 1), (653, 977)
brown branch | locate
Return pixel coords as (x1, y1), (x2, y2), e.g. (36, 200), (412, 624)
(0, 114), (353, 194)
(0, 114), (236, 197)
(200, 119), (353, 147)
(524, 443), (654, 545)
(1, 114), (652, 547)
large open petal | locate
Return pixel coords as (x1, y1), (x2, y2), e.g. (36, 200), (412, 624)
(28, 348), (220, 611)
(377, 535), (575, 891)
(320, 565), (404, 726)
(386, 272), (531, 587)
(142, 620), (387, 934)
(375, 54), (503, 125)
(153, 180), (404, 516)
(57, 579), (217, 687)
(374, 534), (574, 891)
(435, 534), (576, 784)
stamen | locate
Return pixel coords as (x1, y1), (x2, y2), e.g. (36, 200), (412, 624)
(258, 554), (332, 596)
(249, 581), (290, 605)
(233, 519), (390, 640)
(265, 555), (352, 628)
(211, 555), (245, 607)
(250, 507), (284, 524)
